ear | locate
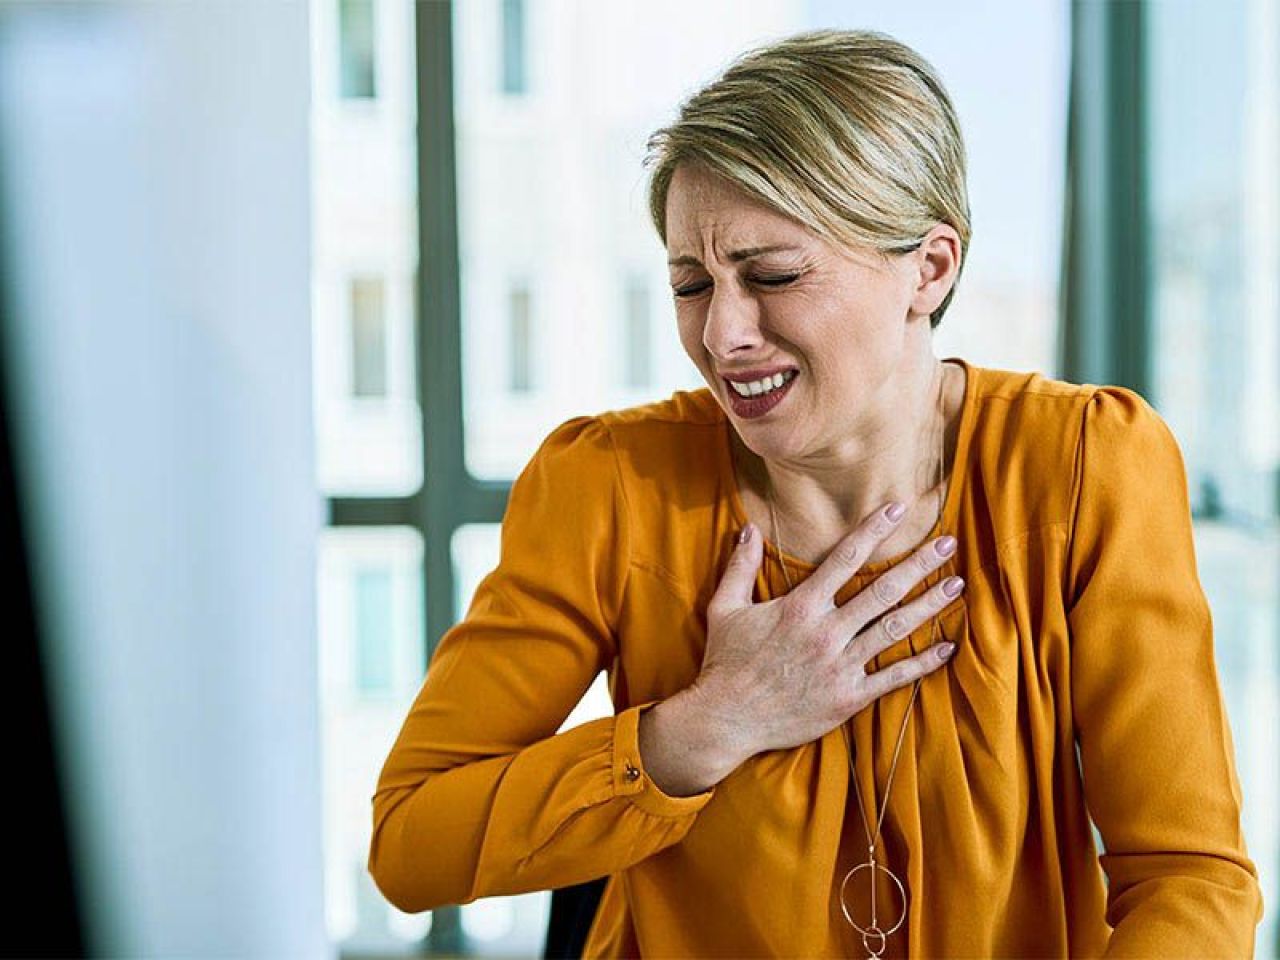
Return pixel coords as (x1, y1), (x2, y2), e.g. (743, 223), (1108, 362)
(908, 223), (962, 318)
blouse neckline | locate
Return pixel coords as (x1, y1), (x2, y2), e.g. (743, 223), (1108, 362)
(715, 355), (981, 579)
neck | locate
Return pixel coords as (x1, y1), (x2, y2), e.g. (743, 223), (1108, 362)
(739, 349), (953, 542)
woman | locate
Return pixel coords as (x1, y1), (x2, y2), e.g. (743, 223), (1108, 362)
(368, 29), (1263, 957)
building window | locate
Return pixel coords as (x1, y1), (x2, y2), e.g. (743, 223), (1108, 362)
(353, 566), (393, 696)
(500, 0), (526, 95)
(624, 275), (652, 389)
(508, 282), (532, 393)
(338, 0), (377, 100)
(350, 276), (387, 398)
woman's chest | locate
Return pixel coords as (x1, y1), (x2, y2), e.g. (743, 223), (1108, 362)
(735, 484), (947, 569)
(612, 522), (1077, 783)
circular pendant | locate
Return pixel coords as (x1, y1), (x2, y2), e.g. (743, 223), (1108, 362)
(838, 861), (907, 958)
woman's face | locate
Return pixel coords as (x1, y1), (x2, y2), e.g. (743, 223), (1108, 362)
(665, 163), (941, 462)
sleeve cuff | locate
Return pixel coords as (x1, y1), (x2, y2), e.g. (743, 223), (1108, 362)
(612, 699), (717, 818)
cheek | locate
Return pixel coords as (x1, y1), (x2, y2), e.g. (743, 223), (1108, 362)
(674, 310), (705, 357)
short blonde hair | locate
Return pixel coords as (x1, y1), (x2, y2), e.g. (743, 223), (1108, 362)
(644, 28), (972, 329)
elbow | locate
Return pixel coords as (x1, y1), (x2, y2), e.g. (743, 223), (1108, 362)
(367, 836), (418, 915)
(367, 813), (423, 914)
(368, 861), (436, 916)
(367, 786), (471, 914)
(367, 820), (453, 915)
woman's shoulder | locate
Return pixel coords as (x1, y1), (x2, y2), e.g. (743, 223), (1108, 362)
(594, 388), (730, 528)
(525, 389), (727, 526)
(599, 386), (725, 429)
(961, 363), (1157, 531)
(595, 386), (728, 470)
(965, 362), (1127, 449)
(529, 387), (722, 463)
(969, 364), (1168, 464)
(968, 361), (1093, 409)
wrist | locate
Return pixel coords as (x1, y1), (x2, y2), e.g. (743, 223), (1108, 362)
(675, 681), (757, 776)
(636, 686), (750, 797)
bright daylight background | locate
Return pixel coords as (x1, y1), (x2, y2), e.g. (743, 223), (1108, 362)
(0, 0), (1274, 958)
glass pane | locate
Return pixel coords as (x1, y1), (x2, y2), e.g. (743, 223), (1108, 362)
(508, 281), (533, 393)
(455, 0), (1068, 481)
(339, 0), (377, 99)
(318, 526), (428, 953)
(500, 0), (526, 96)
(313, 0), (422, 496)
(1147, 3), (1279, 954)
(351, 276), (388, 398)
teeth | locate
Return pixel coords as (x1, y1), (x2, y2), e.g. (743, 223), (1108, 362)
(730, 370), (795, 398)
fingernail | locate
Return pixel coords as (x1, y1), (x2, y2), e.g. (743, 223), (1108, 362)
(937, 642), (956, 659)
(935, 536), (957, 557)
(738, 524), (753, 545)
(885, 501), (906, 522)
(942, 575), (964, 596)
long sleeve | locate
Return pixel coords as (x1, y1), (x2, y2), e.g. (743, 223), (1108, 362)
(1065, 386), (1264, 956)
(367, 415), (715, 914)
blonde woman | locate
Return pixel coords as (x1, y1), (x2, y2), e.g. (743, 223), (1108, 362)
(369, 29), (1262, 957)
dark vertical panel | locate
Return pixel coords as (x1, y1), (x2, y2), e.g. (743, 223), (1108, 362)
(543, 875), (608, 959)
(415, 0), (467, 953)
(1061, 0), (1151, 394)
(0, 124), (87, 959)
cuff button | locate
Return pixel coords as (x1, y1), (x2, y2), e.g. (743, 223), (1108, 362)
(624, 763), (641, 782)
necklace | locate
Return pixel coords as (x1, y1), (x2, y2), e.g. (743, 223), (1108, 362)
(766, 361), (949, 959)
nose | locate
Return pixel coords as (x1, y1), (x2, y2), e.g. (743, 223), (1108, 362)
(702, 282), (766, 360)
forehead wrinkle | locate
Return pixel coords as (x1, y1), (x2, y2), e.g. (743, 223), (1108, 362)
(669, 216), (804, 269)
(666, 176), (812, 268)
(666, 243), (804, 268)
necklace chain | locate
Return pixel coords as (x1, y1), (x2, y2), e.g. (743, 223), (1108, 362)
(765, 362), (949, 957)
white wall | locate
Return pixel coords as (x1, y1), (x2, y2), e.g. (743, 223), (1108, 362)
(0, 3), (330, 957)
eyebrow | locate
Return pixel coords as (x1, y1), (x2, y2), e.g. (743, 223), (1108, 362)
(666, 244), (801, 267)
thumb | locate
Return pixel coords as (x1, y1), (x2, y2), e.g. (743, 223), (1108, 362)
(713, 523), (763, 611)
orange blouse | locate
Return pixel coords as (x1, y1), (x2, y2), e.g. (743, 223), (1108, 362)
(368, 357), (1263, 957)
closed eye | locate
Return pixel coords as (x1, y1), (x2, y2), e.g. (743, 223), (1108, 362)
(671, 273), (799, 299)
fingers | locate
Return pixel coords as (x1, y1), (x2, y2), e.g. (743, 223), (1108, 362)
(798, 500), (907, 603)
(859, 637), (957, 702)
(835, 526), (958, 632)
(844, 562), (965, 666)
(709, 523), (764, 614)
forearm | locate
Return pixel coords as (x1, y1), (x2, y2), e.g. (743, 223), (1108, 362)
(370, 702), (716, 913)
(637, 686), (754, 797)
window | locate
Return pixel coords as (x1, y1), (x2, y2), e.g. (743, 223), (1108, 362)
(354, 566), (393, 694)
(312, 0), (426, 953)
(500, 0), (526, 95)
(351, 276), (387, 399)
(508, 281), (532, 393)
(338, 0), (377, 99)
(318, 527), (426, 948)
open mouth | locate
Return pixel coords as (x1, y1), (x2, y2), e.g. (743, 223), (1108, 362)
(724, 370), (799, 419)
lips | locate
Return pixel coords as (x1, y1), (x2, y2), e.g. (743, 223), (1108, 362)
(724, 370), (799, 420)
